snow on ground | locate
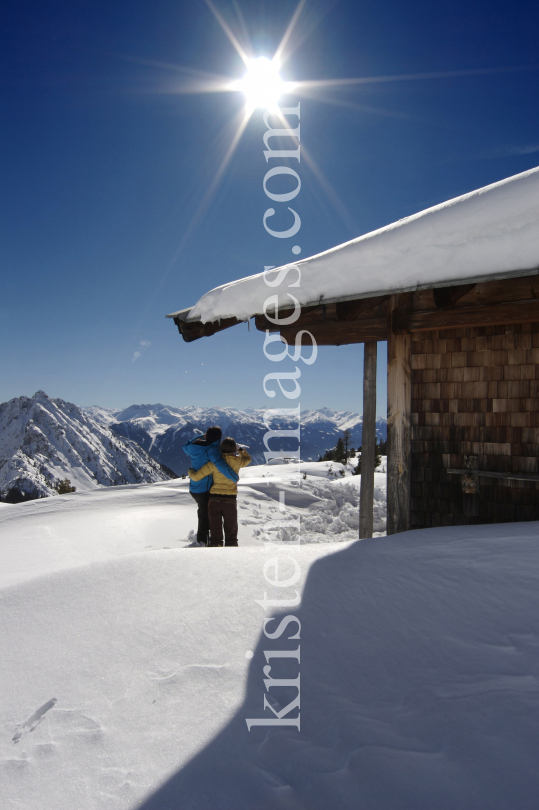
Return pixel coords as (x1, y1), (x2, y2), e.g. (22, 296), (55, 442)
(0, 480), (198, 588)
(0, 462), (386, 589)
(174, 165), (539, 323)
(240, 459), (387, 542)
(1, 466), (539, 809)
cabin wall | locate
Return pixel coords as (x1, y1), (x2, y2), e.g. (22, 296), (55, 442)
(411, 322), (539, 527)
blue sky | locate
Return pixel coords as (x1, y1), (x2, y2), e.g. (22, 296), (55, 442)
(1, 0), (538, 416)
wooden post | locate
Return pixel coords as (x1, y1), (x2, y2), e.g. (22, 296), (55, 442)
(387, 293), (412, 534)
(359, 341), (377, 539)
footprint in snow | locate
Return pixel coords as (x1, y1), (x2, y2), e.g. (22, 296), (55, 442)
(12, 698), (57, 744)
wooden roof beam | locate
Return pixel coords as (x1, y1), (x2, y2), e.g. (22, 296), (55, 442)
(393, 298), (539, 334)
(173, 315), (244, 343)
(280, 318), (387, 346)
(432, 283), (477, 309)
(255, 294), (390, 345)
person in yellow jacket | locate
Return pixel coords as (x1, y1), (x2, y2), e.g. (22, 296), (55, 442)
(188, 437), (251, 546)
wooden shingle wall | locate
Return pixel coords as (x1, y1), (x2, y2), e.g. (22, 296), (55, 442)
(411, 322), (539, 527)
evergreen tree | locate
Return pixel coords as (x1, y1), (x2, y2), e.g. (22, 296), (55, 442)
(4, 486), (41, 503)
(353, 441), (382, 475)
(334, 437), (346, 463)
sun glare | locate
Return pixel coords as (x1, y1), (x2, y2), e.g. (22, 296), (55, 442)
(137, 0), (536, 309)
(232, 57), (286, 110)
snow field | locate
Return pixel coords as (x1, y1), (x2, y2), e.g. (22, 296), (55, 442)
(2, 467), (538, 809)
(0, 479), (345, 809)
(0, 481), (199, 588)
(0, 461), (386, 588)
(0, 545), (338, 810)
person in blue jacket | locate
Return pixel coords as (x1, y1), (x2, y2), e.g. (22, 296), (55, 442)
(183, 426), (239, 546)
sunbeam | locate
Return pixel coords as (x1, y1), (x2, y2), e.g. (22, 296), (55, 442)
(293, 63), (539, 92)
(301, 145), (359, 234)
(129, 105), (252, 340)
(232, 1), (251, 55)
(204, 0), (252, 66)
(193, 107), (252, 224)
(297, 87), (420, 121)
(269, 106), (358, 234)
(274, 0), (309, 65)
(116, 54), (238, 96)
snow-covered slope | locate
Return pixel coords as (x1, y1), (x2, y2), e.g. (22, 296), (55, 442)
(82, 405), (118, 425)
(174, 164), (539, 323)
(102, 403), (386, 475)
(0, 477), (538, 810)
(0, 391), (173, 498)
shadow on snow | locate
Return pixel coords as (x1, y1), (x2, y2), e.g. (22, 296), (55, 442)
(138, 526), (539, 810)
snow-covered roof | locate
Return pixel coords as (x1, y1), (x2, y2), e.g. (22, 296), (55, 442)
(167, 166), (539, 325)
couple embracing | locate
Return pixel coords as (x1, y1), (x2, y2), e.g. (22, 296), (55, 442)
(183, 426), (251, 547)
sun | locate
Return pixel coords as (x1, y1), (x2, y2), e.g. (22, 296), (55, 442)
(231, 57), (287, 110)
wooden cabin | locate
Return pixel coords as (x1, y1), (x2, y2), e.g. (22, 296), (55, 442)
(167, 167), (539, 536)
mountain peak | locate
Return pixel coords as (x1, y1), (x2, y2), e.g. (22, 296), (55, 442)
(0, 393), (174, 499)
(107, 404), (387, 476)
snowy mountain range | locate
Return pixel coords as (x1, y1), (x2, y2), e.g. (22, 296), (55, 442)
(0, 392), (387, 498)
(85, 403), (387, 476)
(0, 392), (174, 498)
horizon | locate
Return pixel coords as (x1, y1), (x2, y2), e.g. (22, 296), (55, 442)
(4, 388), (387, 419)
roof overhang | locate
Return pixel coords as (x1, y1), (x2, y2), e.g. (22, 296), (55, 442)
(167, 165), (539, 345)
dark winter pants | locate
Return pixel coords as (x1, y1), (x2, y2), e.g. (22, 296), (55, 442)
(208, 497), (238, 547)
(190, 491), (210, 545)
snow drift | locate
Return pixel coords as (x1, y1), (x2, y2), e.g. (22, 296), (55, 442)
(1, 477), (538, 809)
